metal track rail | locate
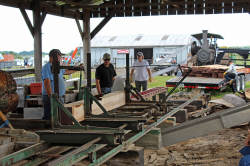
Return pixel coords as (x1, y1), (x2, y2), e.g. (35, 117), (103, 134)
(88, 93), (203, 166)
(162, 102), (250, 146)
(0, 138), (106, 166)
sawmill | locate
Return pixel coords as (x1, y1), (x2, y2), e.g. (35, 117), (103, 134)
(0, 0), (250, 166)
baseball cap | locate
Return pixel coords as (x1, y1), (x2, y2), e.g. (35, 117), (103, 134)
(49, 49), (65, 57)
(137, 52), (143, 56)
(103, 53), (111, 60)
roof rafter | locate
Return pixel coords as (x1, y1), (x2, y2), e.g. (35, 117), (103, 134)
(0, 0), (248, 19)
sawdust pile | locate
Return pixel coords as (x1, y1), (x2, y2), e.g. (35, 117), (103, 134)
(145, 128), (247, 166)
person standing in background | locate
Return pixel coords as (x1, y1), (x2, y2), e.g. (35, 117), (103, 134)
(130, 52), (152, 92)
(95, 53), (117, 96)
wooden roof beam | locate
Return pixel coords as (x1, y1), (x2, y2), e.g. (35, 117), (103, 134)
(40, 1), (81, 19)
(41, 11), (47, 26)
(19, 7), (34, 37)
(75, 17), (84, 41)
(90, 15), (112, 39)
(55, 0), (104, 8)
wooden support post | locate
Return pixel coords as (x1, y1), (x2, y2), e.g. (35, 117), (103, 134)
(20, 1), (45, 82)
(83, 10), (91, 115)
(33, 0), (42, 82)
(83, 11), (91, 81)
(83, 11), (91, 86)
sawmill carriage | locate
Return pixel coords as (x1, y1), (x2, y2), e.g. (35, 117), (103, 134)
(166, 65), (247, 92)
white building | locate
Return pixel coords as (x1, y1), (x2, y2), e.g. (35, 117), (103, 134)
(86, 34), (198, 67)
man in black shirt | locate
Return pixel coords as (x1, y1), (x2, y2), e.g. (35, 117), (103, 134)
(95, 53), (117, 96)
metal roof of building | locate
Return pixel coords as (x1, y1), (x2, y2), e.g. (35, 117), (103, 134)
(91, 34), (196, 48)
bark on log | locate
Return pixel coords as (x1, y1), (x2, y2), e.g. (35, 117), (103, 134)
(0, 70), (19, 114)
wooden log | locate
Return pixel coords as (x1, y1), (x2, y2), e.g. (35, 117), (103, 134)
(0, 70), (19, 114)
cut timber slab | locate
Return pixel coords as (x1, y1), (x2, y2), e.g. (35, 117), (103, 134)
(0, 136), (14, 157)
(0, 128), (39, 145)
(64, 91), (125, 121)
(92, 91), (125, 115)
(24, 107), (43, 119)
(0, 136), (12, 145)
(64, 103), (84, 122)
(0, 142), (14, 158)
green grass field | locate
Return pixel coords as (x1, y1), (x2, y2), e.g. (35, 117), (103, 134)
(147, 75), (250, 99)
(63, 71), (95, 80)
(229, 54), (250, 66)
(148, 76), (174, 88)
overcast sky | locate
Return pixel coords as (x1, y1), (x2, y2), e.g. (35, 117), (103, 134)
(0, 5), (249, 53)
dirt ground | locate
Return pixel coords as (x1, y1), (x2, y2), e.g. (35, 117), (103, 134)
(144, 127), (247, 166)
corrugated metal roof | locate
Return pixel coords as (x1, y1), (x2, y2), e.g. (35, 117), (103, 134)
(0, 54), (14, 62)
(91, 34), (196, 48)
(2, 0), (248, 19)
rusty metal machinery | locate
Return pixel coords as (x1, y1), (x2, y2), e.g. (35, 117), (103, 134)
(191, 30), (223, 66)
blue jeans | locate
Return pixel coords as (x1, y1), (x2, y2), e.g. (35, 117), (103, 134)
(225, 73), (236, 81)
(42, 95), (64, 120)
(101, 87), (112, 94)
(239, 146), (250, 166)
(135, 81), (147, 92)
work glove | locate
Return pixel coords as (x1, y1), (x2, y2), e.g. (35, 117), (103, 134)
(223, 72), (227, 76)
(95, 94), (103, 100)
(79, 63), (84, 70)
(149, 77), (152, 83)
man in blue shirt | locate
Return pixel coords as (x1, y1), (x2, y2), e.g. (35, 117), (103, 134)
(42, 49), (78, 120)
